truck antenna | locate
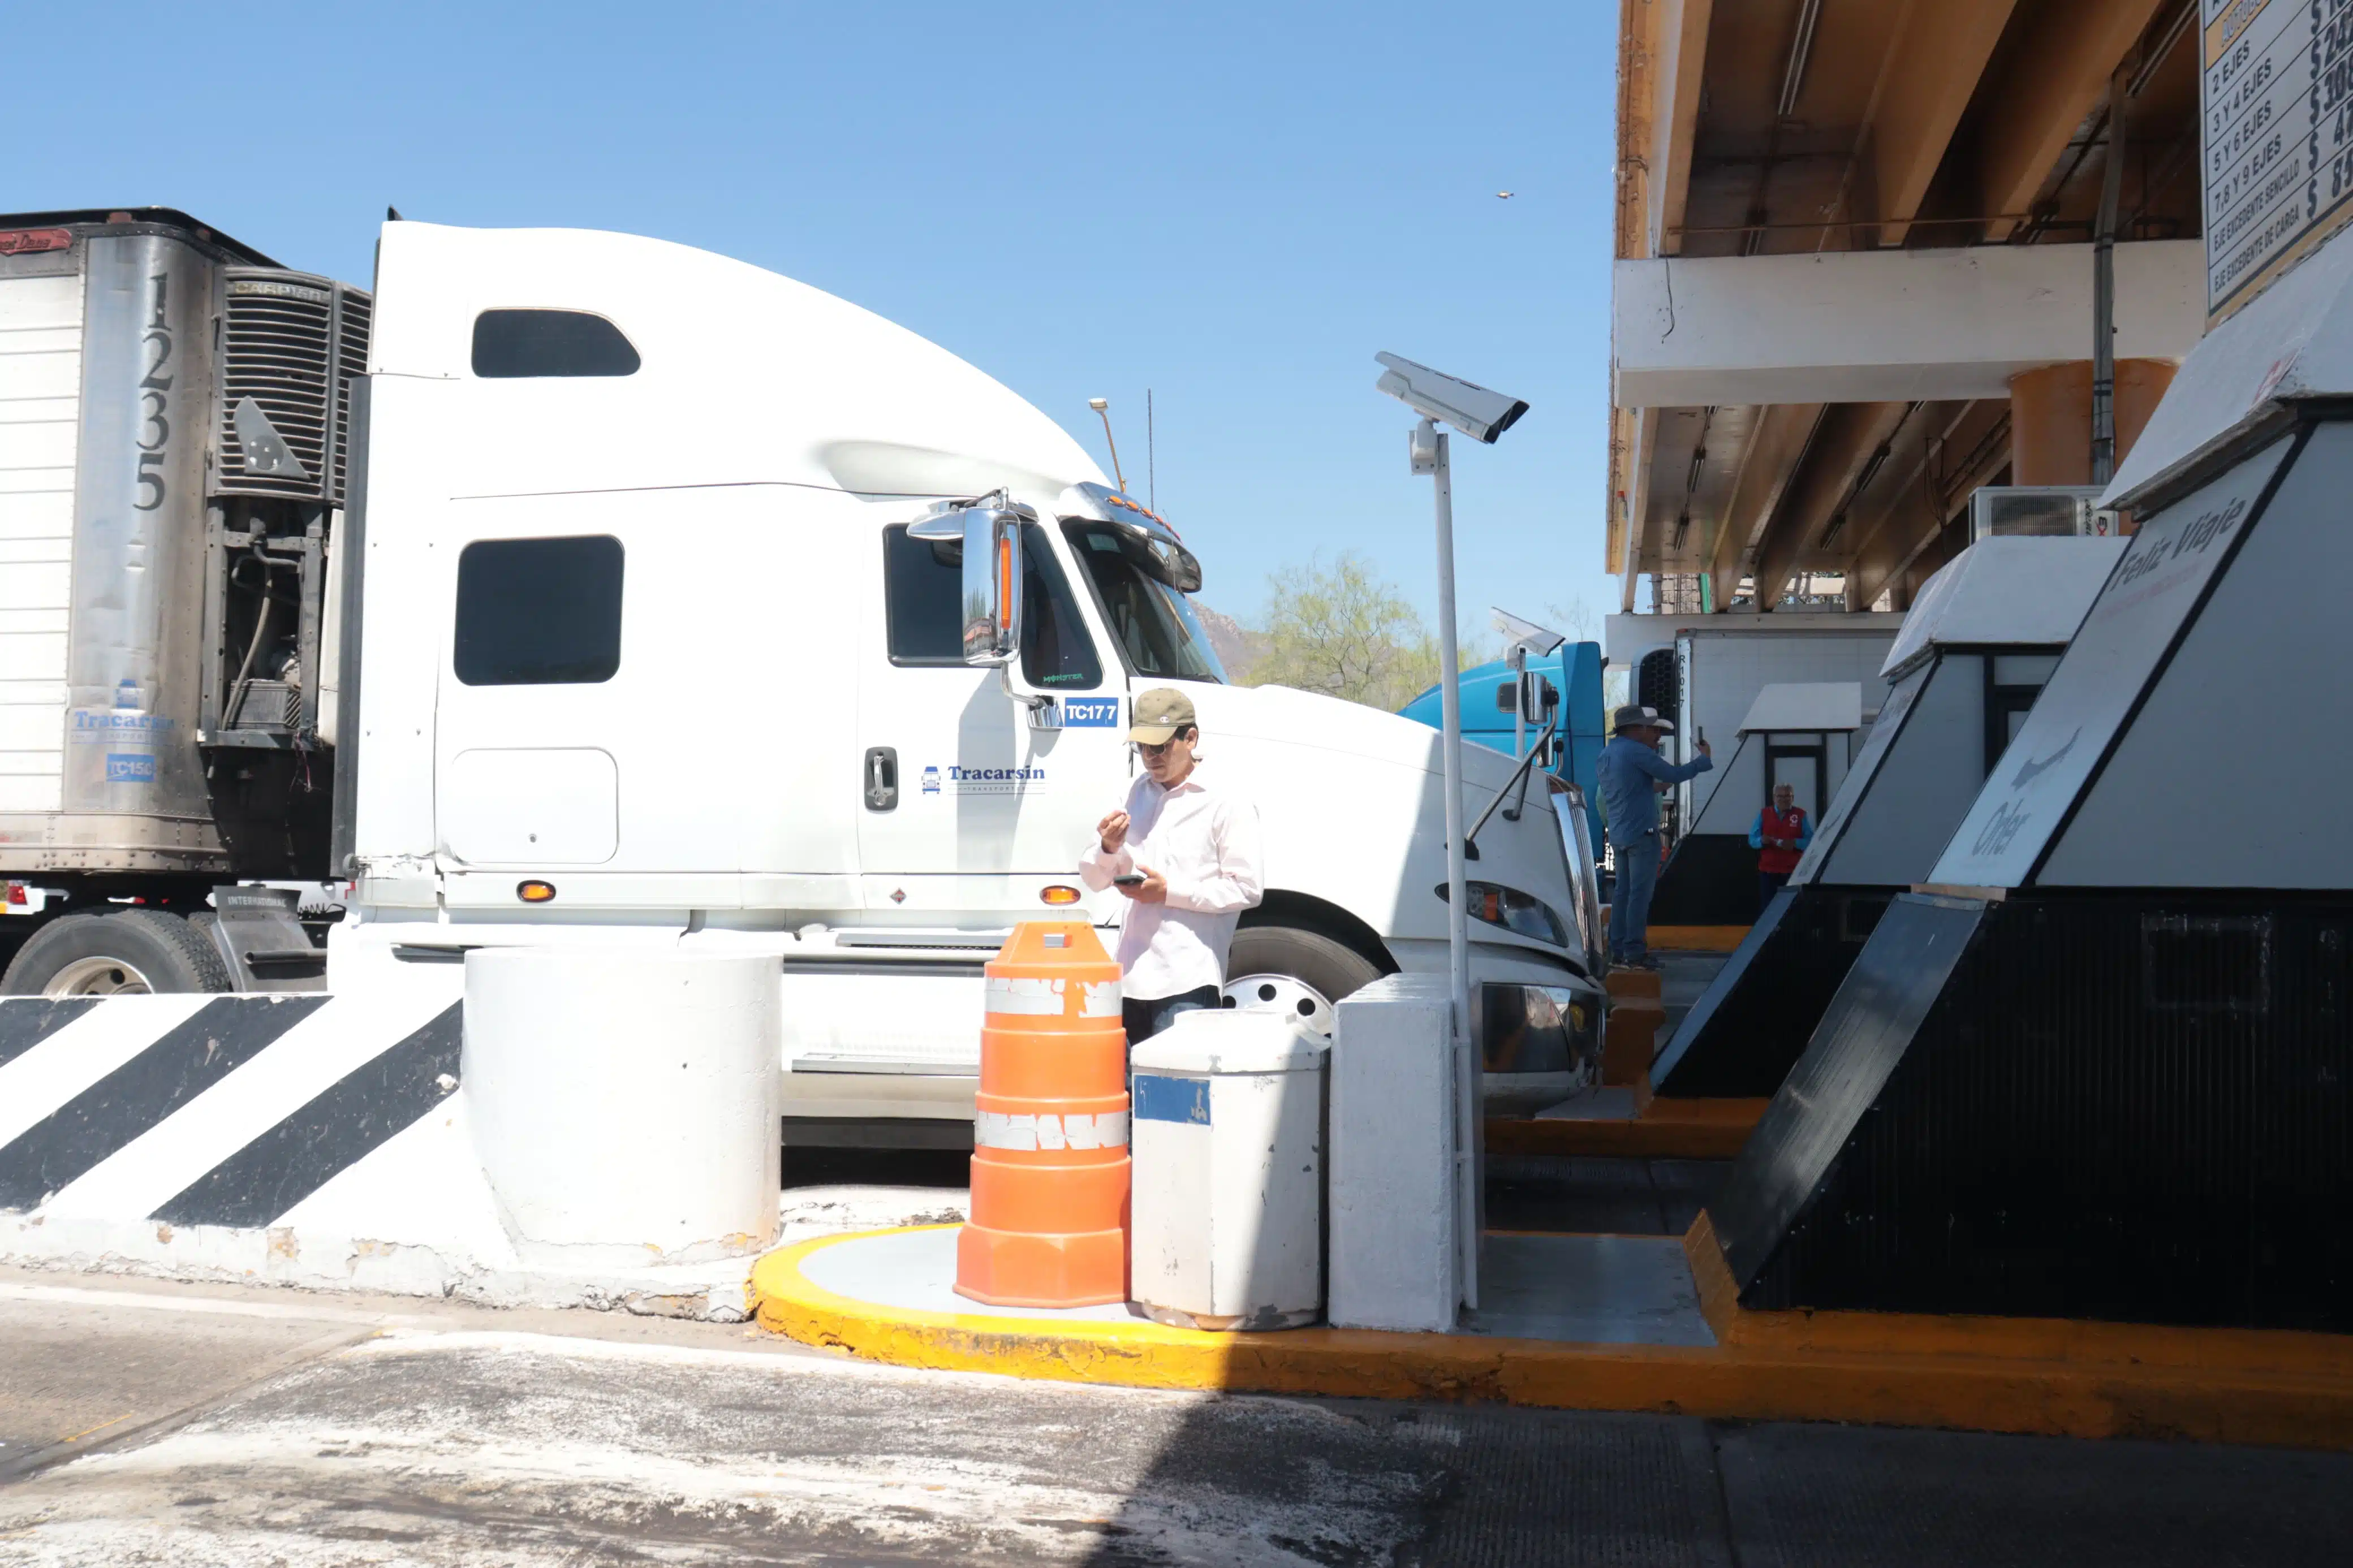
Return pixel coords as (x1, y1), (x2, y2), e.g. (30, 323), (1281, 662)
(1087, 398), (1128, 494)
(1147, 388), (1156, 513)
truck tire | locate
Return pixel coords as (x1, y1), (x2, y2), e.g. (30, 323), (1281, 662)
(2, 909), (234, 997)
(1221, 924), (1384, 1036)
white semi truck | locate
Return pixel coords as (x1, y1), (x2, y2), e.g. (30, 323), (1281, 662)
(0, 209), (1601, 1137)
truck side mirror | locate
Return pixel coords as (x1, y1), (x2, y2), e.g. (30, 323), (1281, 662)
(959, 510), (1022, 666)
(911, 500), (1026, 667)
(1495, 672), (1560, 720)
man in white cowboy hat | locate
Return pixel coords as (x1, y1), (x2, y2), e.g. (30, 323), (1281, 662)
(1596, 703), (1712, 971)
(1079, 687), (1264, 1048)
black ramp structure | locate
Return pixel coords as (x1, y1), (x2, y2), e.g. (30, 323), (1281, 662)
(1708, 395), (2353, 1331)
(1653, 538), (2118, 1100)
(1709, 893), (1981, 1289)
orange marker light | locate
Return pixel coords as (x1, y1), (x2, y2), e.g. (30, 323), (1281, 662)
(1040, 884), (1082, 906)
(997, 535), (1015, 633)
(517, 880), (557, 903)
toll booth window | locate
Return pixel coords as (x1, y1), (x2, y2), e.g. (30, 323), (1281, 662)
(454, 535), (624, 685)
(881, 525), (1102, 688)
(471, 310), (641, 378)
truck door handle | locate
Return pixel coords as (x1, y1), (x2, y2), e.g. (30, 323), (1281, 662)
(864, 746), (898, 811)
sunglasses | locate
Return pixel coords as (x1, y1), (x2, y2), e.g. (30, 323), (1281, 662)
(1134, 729), (1193, 758)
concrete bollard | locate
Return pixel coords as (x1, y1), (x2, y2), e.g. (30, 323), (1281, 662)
(463, 948), (781, 1265)
(1328, 974), (1458, 1332)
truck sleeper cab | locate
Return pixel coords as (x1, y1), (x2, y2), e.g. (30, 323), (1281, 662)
(321, 221), (1602, 1130)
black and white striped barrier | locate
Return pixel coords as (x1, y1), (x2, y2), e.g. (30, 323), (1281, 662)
(0, 994), (459, 1226)
(0, 987), (748, 1316)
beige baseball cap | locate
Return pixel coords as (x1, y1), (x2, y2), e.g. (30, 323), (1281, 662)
(1130, 687), (1197, 744)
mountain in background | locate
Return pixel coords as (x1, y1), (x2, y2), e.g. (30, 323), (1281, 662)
(1192, 603), (1269, 685)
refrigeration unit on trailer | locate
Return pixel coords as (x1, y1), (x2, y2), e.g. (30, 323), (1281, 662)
(331, 219), (1602, 1138)
(1649, 536), (2122, 1102)
(1642, 620), (1903, 926)
(0, 209), (369, 994)
(1706, 227), (2353, 1332)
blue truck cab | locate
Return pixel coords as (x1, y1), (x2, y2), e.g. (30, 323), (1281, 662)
(1399, 641), (1606, 849)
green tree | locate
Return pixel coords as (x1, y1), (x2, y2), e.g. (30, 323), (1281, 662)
(1248, 552), (1443, 711)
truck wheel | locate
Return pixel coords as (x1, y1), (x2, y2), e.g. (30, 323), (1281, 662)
(1221, 925), (1384, 1036)
(2, 910), (234, 997)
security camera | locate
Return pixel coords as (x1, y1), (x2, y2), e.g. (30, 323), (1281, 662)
(1491, 607), (1565, 658)
(1373, 352), (1529, 444)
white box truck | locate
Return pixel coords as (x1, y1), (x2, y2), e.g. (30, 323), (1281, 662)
(0, 211), (1601, 1138)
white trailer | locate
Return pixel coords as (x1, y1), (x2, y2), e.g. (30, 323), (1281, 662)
(0, 215), (1600, 1137)
(0, 209), (367, 990)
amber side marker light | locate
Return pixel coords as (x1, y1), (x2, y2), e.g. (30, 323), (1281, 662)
(517, 880), (557, 904)
(1040, 884), (1083, 906)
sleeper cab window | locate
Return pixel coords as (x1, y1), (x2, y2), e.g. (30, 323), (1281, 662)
(454, 535), (625, 686)
(471, 309), (641, 378)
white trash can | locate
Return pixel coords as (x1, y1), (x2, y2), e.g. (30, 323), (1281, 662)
(1128, 1008), (1328, 1330)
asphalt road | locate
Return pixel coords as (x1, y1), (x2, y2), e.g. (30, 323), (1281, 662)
(4, 1267), (2353, 1566)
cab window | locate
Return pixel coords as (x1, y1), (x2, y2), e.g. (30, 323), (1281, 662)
(1063, 521), (1226, 682)
(882, 524), (1102, 689)
(472, 310), (640, 378)
(453, 535), (624, 685)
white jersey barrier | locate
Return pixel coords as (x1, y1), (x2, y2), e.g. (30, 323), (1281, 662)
(0, 956), (780, 1317)
(463, 948), (782, 1266)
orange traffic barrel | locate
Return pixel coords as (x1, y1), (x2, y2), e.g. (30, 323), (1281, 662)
(955, 921), (1130, 1307)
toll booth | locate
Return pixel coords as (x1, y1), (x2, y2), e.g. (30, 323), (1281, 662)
(1704, 240), (2353, 1331)
(1640, 621), (1902, 925)
(1652, 537), (2122, 1100)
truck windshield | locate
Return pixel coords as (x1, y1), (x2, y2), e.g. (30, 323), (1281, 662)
(1062, 521), (1227, 683)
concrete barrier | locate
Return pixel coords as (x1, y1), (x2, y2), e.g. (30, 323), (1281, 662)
(0, 965), (775, 1318)
(464, 948), (782, 1267)
(1327, 974), (1457, 1332)
(0, 993), (455, 1226)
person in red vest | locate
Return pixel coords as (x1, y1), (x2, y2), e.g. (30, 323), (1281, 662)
(1749, 781), (1812, 914)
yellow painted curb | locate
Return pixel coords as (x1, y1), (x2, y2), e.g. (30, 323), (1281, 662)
(1646, 924), (1751, 952)
(752, 1224), (2353, 1450)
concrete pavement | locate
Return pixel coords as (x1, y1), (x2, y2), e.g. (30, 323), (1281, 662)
(5, 1267), (2353, 1566)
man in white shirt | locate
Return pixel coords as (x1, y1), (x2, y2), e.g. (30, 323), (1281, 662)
(1078, 688), (1265, 1047)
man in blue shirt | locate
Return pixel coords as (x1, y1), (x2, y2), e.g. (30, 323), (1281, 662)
(1596, 704), (1712, 971)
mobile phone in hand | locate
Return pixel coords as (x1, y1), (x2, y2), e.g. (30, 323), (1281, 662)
(1113, 874), (1146, 887)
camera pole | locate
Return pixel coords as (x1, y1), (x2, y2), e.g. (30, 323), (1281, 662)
(1412, 416), (1477, 1311)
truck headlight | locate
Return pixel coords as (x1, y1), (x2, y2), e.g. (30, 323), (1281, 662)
(1479, 982), (1600, 1083)
(1436, 879), (1568, 948)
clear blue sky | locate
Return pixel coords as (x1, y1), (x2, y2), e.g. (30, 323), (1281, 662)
(17, 1), (1620, 644)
